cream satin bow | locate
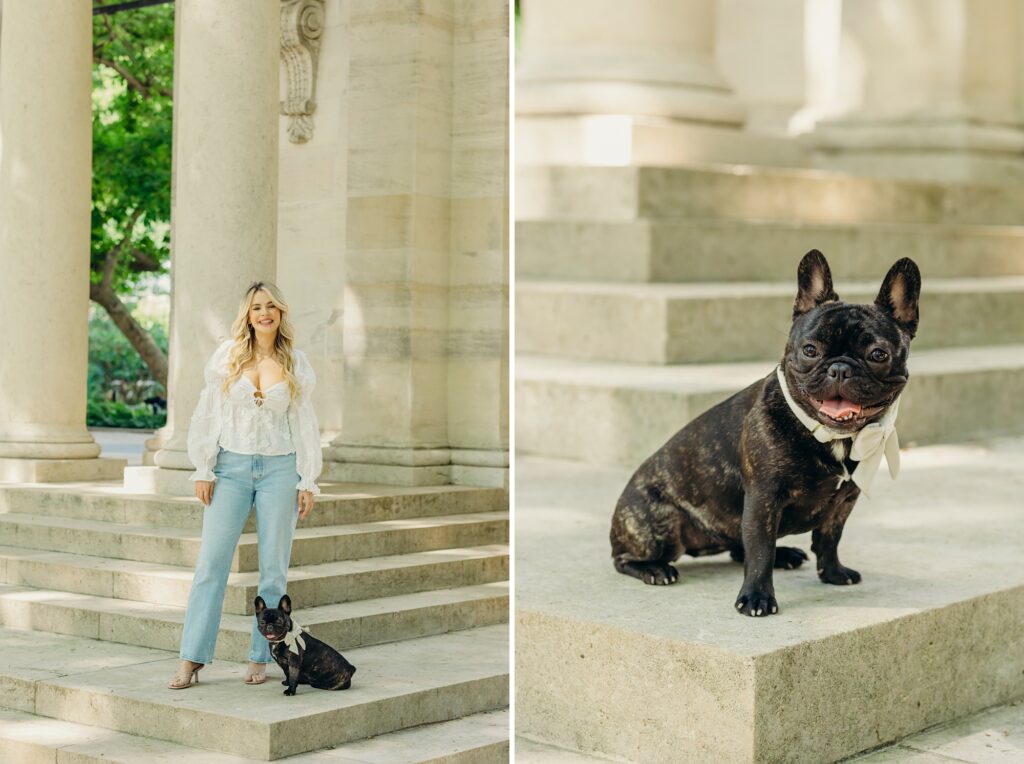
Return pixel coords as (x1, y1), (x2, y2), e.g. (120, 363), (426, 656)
(282, 620), (306, 655)
(775, 366), (901, 492)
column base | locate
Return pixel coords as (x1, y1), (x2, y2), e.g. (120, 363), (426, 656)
(0, 457), (126, 483)
(450, 449), (508, 490)
(810, 118), (1024, 184)
(322, 445), (452, 487)
(123, 466), (195, 496)
(517, 114), (807, 169)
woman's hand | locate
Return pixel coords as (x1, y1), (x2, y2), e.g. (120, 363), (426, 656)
(298, 489), (315, 519)
(195, 480), (214, 506)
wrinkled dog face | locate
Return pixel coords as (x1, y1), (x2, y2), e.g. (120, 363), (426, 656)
(255, 594), (293, 641)
(783, 250), (921, 433)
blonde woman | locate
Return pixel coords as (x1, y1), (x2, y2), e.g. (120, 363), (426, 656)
(167, 281), (322, 689)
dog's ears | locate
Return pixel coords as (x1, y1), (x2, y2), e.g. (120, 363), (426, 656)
(875, 258), (921, 339)
(793, 250), (839, 319)
(254, 596), (266, 615)
(278, 594), (292, 615)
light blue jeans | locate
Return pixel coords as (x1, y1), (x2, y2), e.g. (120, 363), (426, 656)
(179, 447), (299, 665)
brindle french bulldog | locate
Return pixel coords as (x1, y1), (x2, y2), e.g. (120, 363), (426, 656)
(609, 250), (921, 616)
(255, 594), (356, 694)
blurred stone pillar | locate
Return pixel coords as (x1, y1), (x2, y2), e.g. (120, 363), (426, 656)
(810, 0), (1024, 183)
(447, 0), (510, 488)
(323, 0), (455, 486)
(715, 0), (843, 137)
(127, 0), (280, 494)
(0, 1), (123, 482)
(516, 0), (811, 167)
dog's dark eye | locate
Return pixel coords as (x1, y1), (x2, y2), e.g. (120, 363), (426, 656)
(869, 348), (889, 362)
(802, 344), (818, 358)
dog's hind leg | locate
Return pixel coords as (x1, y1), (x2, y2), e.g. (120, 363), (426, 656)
(610, 495), (682, 586)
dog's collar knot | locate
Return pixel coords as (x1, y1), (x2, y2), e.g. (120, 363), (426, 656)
(775, 366), (901, 493)
(268, 620), (306, 654)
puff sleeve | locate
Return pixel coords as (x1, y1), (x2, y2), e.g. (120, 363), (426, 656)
(186, 340), (232, 483)
(287, 349), (323, 495)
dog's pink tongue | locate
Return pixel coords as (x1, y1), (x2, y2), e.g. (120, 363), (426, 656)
(818, 398), (862, 418)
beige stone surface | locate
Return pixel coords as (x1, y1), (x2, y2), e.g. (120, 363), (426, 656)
(517, 165), (1024, 226)
(0, 624), (507, 760)
(850, 699), (1024, 762)
(0, 0), (99, 464)
(516, 277), (1024, 364)
(517, 0), (744, 125)
(810, 1), (1024, 184)
(515, 440), (1024, 762)
(0, 481), (504, 528)
(515, 115), (806, 169)
(0, 706), (509, 764)
(517, 346), (1024, 467)
(0, 458), (125, 484)
(516, 219), (1024, 284)
(0, 510), (505, 572)
(0, 543), (508, 614)
(0, 580), (507, 661)
(153, 0), (280, 475)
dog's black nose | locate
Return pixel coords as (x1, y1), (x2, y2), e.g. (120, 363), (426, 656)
(827, 362), (853, 380)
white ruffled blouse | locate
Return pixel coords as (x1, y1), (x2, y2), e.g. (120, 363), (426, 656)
(186, 339), (323, 495)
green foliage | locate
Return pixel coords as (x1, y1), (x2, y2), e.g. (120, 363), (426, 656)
(88, 309), (167, 429)
(87, 398), (166, 430)
(91, 5), (174, 295)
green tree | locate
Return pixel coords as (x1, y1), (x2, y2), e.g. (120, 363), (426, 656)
(91, 5), (174, 390)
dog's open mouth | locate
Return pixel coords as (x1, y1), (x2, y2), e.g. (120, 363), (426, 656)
(262, 629), (286, 641)
(810, 396), (888, 425)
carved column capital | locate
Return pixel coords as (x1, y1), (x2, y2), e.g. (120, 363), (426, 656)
(280, 0), (325, 144)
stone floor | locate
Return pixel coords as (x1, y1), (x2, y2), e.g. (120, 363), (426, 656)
(515, 438), (1024, 763)
(517, 698), (1024, 762)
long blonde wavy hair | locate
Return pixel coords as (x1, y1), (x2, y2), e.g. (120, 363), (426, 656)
(220, 281), (300, 401)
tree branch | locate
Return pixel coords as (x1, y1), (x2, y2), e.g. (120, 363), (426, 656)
(101, 209), (145, 289)
(95, 55), (152, 99)
(90, 281), (168, 390)
(128, 248), (161, 272)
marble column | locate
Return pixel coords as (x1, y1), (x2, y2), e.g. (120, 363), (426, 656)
(447, 0), (509, 489)
(323, 0), (456, 486)
(516, 0), (792, 167)
(811, 0), (1024, 183)
(127, 0), (280, 494)
(0, 1), (122, 482)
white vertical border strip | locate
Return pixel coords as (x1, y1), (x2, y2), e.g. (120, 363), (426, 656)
(507, 0), (517, 758)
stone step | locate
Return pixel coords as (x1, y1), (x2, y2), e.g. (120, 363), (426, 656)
(516, 218), (1024, 283)
(517, 164), (1024, 225)
(0, 705), (508, 763)
(516, 345), (1024, 467)
(0, 543), (509, 614)
(514, 443), (1024, 764)
(0, 580), (508, 660)
(0, 624), (507, 760)
(0, 480), (504, 528)
(517, 277), (1024, 364)
(0, 511), (508, 572)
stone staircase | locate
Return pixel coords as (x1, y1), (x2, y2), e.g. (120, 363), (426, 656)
(0, 480), (509, 761)
(517, 163), (1024, 468)
(514, 161), (1024, 763)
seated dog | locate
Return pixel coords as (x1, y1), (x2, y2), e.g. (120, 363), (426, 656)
(255, 594), (356, 695)
(610, 250), (920, 617)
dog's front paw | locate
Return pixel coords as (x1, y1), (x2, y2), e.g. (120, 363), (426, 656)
(818, 565), (861, 586)
(735, 589), (778, 617)
(641, 562), (678, 586)
(283, 687), (296, 696)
